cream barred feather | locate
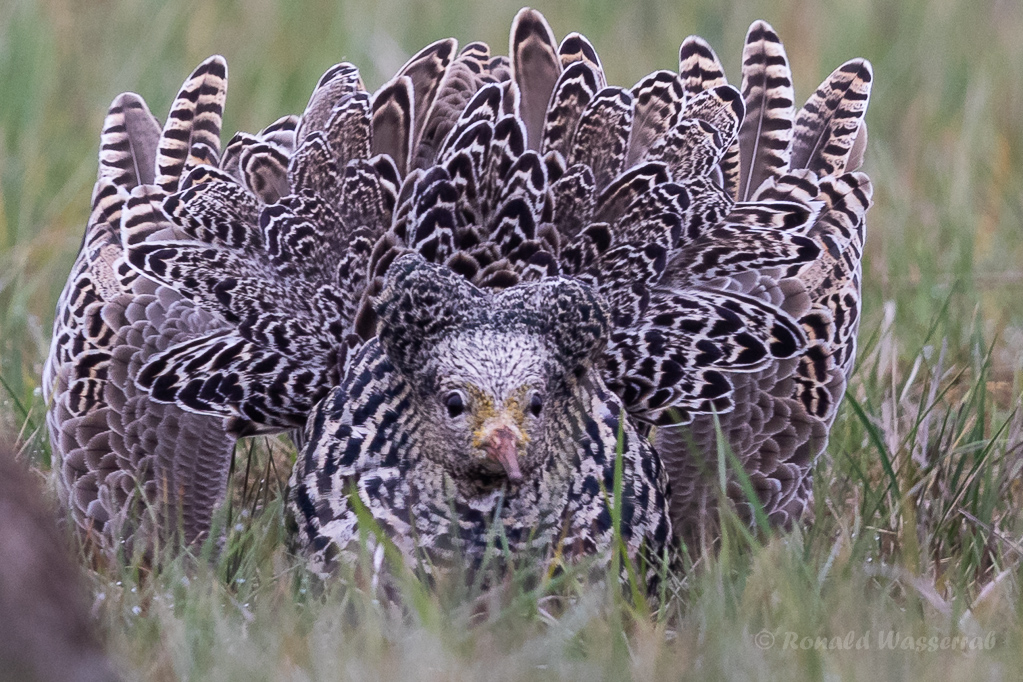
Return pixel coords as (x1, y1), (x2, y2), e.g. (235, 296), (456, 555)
(656, 26), (873, 548)
(43, 61), (239, 558)
(45, 9), (872, 586)
(737, 21), (794, 202)
(154, 56), (228, 194)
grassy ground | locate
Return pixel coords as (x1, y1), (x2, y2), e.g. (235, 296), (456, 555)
(3, 0), (1023, 678)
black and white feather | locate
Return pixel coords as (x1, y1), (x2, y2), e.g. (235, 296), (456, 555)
(44, 9), (872, 582)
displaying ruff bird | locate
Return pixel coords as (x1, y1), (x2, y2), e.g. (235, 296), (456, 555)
(44, 8), (872, 585)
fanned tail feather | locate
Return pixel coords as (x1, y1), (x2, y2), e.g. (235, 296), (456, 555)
(45, 11), (873, 561)
(98, 93), (161, 188)
(154, 56), (228, 194)
(737, 20), (795, 201)
(511, 7), (562, 150)
(791, 59), (873, 177)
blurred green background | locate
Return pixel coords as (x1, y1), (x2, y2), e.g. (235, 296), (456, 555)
(2, 0), (1022, 433)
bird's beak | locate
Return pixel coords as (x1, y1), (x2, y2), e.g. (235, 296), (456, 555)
(479, 423), (524, 483)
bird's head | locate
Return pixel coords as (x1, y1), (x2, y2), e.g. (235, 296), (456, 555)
(428, 334), (548, 484)
(374, 254), (610, 487)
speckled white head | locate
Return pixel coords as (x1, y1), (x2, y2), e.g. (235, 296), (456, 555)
(373, 254), (610, 489)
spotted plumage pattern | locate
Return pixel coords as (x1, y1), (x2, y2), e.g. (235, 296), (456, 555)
(43, 71), (238, 556)
(45, 9), (872, 586)
(292, 256), (672, 584)
(656, 43), (872, 548)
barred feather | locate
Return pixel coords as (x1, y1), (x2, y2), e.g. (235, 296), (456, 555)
(677, 35), (744, 200)
(558, 32), (605, 82)
(399, 38), (458, 151)
(737, 20), (795, 201)
(567, 87), (634, 190)
(541, 61), (601, 158)
(154, 56), (228, 194)
(98, 93), (161, 188)
(296, 63), (365, 145)
(628, 70), (686, 167)
(791, 59), (873, 176)
(45, 10), (873, 587)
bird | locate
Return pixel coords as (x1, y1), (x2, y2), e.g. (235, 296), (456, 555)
(657, 23), (873, 548)
(43, 8), (873, 587)
(289, 253), (675, 586)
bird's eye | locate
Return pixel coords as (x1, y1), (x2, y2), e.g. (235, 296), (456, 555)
(445, 391), (465, 418)
(529, 392), (543, 417)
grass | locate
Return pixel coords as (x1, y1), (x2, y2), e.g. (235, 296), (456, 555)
(3, 0), (1023, 678)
